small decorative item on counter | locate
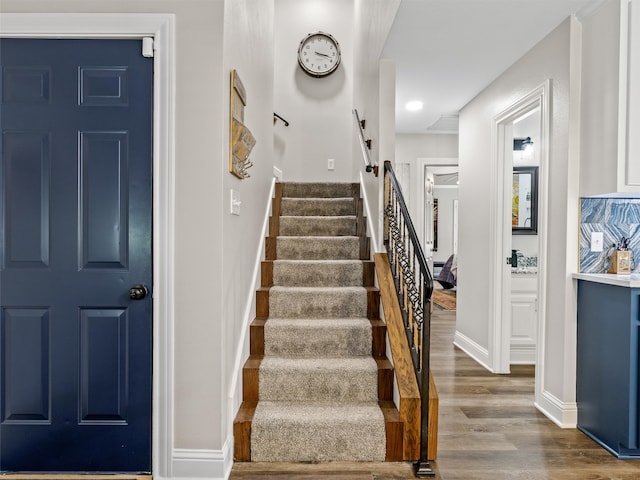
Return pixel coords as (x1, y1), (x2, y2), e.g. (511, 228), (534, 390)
(607, 237), (631, 274)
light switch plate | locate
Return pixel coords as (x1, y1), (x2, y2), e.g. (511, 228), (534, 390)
(230, 189), (241, 216)
(327, 158), (335, 170)
(590, 231), (604, 252)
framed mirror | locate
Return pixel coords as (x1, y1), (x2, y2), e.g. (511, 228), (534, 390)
(512, 166), (538, 234)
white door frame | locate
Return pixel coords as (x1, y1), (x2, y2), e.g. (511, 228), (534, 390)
(490, 80), (550, 394)
(415, 158), (459, 267)
(1, 14), (176, 477)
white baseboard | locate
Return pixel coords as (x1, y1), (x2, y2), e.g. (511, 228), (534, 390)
(535, 390), (577, 428)
(510, 344), (536, 364)
(171, 439), (233, 480)
(453, 330), (492, 371)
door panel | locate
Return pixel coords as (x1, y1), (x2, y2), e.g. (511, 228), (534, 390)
(0, 39), (152, 473)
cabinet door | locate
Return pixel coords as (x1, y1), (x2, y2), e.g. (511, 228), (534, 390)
(620, 0), (640, 190)
(510, 293), (537, 364)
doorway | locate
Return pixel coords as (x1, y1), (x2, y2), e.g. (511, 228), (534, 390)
(0, 13), (175, 476)
(415, 158), (459, 282)
(491, 81), (550, 401)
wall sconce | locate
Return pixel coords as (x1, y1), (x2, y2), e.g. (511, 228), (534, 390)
(513, 136), (534, 154)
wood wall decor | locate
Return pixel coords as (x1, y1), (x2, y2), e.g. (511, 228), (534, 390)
(229, 69), (255, 179)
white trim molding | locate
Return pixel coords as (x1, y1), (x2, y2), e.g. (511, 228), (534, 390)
(0, 13), (177, 478)
(171, 439), (233, 480)
(453, 331), (492, 372)
(490, 80), (551, 379)
(535, 390), (578, 428)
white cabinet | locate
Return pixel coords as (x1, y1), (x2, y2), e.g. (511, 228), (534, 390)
(511, 274), (537, 364)
(617, 0), (640, 191)
(580, 0), (640, 195)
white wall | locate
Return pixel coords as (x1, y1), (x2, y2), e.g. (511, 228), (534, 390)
(273, 0), (355, 182)
(221, 0), (275, 461)
(353, 1), (401, 251)
(394, 133), (459, 209)
(458, 17), (582, 426)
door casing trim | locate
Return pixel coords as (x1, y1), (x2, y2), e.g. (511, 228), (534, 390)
(491, 81), (550, 407)
(1, 13), (176, 477)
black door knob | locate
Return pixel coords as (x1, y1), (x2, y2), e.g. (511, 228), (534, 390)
(128, 284), (148, 300)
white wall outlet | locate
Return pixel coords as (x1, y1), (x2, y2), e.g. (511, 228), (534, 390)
(327, 158), (335, 170)
(230, 189), (241, 216)
(590, 231), (604, 252)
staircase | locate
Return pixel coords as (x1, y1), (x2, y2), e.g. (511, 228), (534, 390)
(234, 182), (403, 462)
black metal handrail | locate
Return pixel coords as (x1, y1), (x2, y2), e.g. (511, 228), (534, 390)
(353, 109), (377, 175)
(383, 160), (435, 477)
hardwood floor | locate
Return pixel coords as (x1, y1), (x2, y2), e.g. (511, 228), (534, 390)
(230, 306), (640, 479)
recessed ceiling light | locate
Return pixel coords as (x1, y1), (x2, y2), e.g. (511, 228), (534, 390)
(405, 100), (423, 112)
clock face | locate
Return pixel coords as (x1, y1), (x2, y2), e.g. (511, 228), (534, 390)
(297, 32), (341, 77)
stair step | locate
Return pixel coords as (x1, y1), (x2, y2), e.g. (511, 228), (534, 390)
(272, 260), (364, 287)
(250, 401), (386, 462)
(269, 286), (367, 318)
(264, 318), (372, 357)
(281, 197), (355, 216)
(234, 182), (400, 464)
(279, 216), (357, 236)
(282, 182), (357, 198)
(259, 357), (378, 402)
(276, 236), (361, 260)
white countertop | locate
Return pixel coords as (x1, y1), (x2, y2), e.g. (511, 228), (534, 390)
(573, 272), (640, 288)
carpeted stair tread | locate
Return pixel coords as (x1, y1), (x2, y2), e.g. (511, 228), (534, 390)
(279, 215), (357, 236)
(281, 197), (355, 216)
(269, 286), (367, 318)
(239, 181), (391, 463)
(282, 182), (357, 198)
(264, 318), (372, 357)
(250, 401), (386, 462)
(272, 260), (363, 287)
(259, 356), (378, 402)
(276, 236), (361, 260)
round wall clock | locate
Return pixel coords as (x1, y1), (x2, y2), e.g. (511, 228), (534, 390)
(297, 31), (341, 78)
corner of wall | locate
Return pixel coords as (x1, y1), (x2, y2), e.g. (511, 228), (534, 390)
(535, 391), (577, 428)
(170, 437), (233, 480)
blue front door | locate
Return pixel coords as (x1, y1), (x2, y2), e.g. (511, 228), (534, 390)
(0, 39), (153, 472)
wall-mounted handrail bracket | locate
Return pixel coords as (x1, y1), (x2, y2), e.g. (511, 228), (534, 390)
(353, 109), (377, 175)
(273, 112), (290, 126)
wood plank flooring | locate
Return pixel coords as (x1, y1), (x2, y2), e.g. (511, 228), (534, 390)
(230, 306), (640, 479)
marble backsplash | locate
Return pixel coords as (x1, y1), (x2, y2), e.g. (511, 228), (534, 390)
(511, 251), (538, 274)
(580, 197), (640, 273)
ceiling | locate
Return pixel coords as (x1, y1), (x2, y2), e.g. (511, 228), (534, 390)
(382, 0), (608, 134)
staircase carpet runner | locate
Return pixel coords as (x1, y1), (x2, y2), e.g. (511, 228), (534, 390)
(238, 182), (396, 463)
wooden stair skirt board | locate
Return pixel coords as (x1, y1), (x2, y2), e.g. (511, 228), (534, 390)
(374, 253), (439, 461)
(233, 182), (416, 463)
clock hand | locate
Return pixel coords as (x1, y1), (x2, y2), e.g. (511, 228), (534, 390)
(315, 51), (331, 58)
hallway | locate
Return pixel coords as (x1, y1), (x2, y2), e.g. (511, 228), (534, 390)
(231, 306), (640, 479)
